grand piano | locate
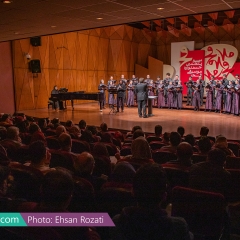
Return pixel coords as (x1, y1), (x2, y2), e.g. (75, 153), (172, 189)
(51, 91), (103, 110)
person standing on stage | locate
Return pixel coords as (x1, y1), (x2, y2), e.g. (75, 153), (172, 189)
(98, 79), (107, 111)
(135, 77), (148, 118)
(205, 82), (214, 112)
(108, 76), (115, 86)
(185, 76), (194, 106)
(224, 82), (234, 114)
(221, 74), (229, 107)
(127, 80), (134, 107)
(172, 75), (179, 86)
(199, 74), (205, 106)
(209, 76), (216, 106)
(215, 81), (224, 113)
(157, 80), (165, 108)
(144, 74), (152, 84)
(231, 79), (240, 116)
(192, 80), (201, 111)
(117, 79), (126, 112)
(147, 79), (155, 107)
(175, 80), (183, 110)
(167, 81), (174, 109)
(108, 80), (116, 107)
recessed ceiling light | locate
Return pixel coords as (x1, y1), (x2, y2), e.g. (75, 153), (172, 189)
(96, 17), (103, 20)
(2, 0), (12, 3)
(51, 26), (57, 28)
(157, 7), (164, 10)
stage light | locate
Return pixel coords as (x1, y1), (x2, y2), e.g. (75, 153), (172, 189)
(2, 0), (12, 3)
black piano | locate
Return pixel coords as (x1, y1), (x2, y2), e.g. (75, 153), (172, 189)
(51, 91), (103, 109)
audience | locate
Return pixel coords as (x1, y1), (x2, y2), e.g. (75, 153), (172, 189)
(161, 132), (181, 153)
(79, 119), (87, 133)
(132, 129), (145, 140)
(177, 126), (185, 139)
(184, 134), (195, 147)
(29, 123), (46, 144)
(214, 135), (235, 157)
(198, 137), (212, 155)
(0, 126), (22, 150)
(0, 114), (13, 126)
(111, 163), (193, 240)
(55, 125), (67, 138)
(161, 132), (170, 145)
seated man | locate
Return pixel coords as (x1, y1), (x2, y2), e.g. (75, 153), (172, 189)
(111, 163), (193, 240)
(49, 85), (64, 111)
(161, 132), (181, 153)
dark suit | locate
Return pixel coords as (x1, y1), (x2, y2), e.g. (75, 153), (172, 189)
(117, 83), (126, 111)
(135, 82), (148, 117)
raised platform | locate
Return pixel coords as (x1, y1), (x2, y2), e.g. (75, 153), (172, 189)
(21, 102), (240, 141)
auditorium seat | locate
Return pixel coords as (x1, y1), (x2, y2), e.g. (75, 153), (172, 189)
(172, 186), (225, 239)
(152, 150), (177, 164)
(93, 156), (112, 177)
(103, 143), (118, 156)
(146, 136), (162, 143)
(149, 141), (165, 150)
(228, 142), (240, 157)
(49, 151), (74, 171)
(71, 139), (90, 153)
(46, 136), (61, 150)
(191, 154), (207, 164)
(120, 146), (132, 156)
(225, 156), (240, 169)
(226, 169), (240, 202)
(45, 129), (56, 137)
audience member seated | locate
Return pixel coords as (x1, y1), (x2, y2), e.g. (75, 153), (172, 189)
(58, 133), (77, 156)
(68, 125), (81, 139)
(65, 120), (74, 132)
(0, 114), (13, 126)
(116, 136), (153, 168)
(50, 118), (60, 129)
(162, 142), (193, 170)
(198, 126), (215, 144)
(16, 120), (31, 145)
(31, 169), (100, 239)
(79, 119), (87, 133)
(102, 162), (136, 192)
(161, 132), (170, 145)
(213, 135), (235, 157)
(177, 126), (185, 140)
(0, 126), (7, 141)
(111, 163), (193, 240)
(80, 130), (96, 143)
(0, 127), (22, 159)
(55, 125), (67, 138)
(147, 125), (163, 143)
(29, 123), (46, 145)
(98, 122), (109, 138)
(24, 141), (55, 174)
(92, 143), (111, 177)
(160, 132), (181, 153)
(132, 129), (145, 140)
(126, 125), (142, 139)
(0, 145), (10, 166)
(87, 125), (101, 142)
(184, 134), (198, 152)
(38, 118), (49, 133)
(189, 149), (231, 199)
(74, 152), (106, 192)
(198, 137), (212, 155)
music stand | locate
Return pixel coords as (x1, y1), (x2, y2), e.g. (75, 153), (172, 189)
(148, 96), (158, 117)
(108, 88), (118, 114)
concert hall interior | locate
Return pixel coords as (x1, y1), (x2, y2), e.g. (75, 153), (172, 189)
(1, 0), (240, 239)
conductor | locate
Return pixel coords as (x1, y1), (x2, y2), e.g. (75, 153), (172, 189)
(135, 77), (148, 118)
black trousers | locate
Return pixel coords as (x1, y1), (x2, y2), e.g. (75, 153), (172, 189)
(117, 97), (124, 111)
(138, 100), (146, 116)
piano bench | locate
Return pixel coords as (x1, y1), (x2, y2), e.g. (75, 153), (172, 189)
(48, 101), (53, 109)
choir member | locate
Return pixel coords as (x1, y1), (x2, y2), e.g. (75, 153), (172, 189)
(120, 74), (127, 84)
(147, 79), (155, 107)
(157, 80), (165, 108)
(108, 80), (116, 107)
(224, 82), (234, 114)
(185, 76), (194, 106)
(221, 74), (229, 106)
(215, 81), (224, 113)
(117, 80), (126, 112)
(144, 74), (152, 84)
(198, 74), (205, 106)
(163, 73), (171, 104)
(172, 75), (179, 86)
(131, 74), (138, 85)
(167, 81), (174, 109)
(163, 73), (172, 85)
(209, 76), (217, 106)
(231, 79), (240, 116)
(127, 80), (134, 107)
(98, 79), (107, 111)
(108, 76), (115, 86)
(175, 80), (183, 110)
(192, 81), (201, 111)
(205, 83), (214, 112)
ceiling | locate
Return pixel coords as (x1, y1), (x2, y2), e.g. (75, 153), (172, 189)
(0, 0), (240, 42)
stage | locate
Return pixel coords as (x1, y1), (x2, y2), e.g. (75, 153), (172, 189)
(21, 103), (240, 141)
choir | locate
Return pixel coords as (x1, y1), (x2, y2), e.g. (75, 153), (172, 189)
(97, 73), (240, 115)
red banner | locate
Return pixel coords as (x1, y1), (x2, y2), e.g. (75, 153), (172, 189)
(180, 50), (205, 94)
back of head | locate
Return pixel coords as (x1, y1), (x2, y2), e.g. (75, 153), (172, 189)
(101, 132), (113, 143)
(29, 123), (40, 135)
(112, 161), (136, 183)
(133, 129), (144, 140)
(177, 142), (193, 162)
(163, 132), (170, 142)
(133, 163), (167, 206)
(170, 132), (181, 147)
(155, 125), (162, 136)
(65, 120), (73, 127)
(200, 126), (209, 136)
(198, 137), (212, 153)
(41, 169), (74, 209)
(177, 126), (185, 137)
(139, 78), (144, 83)
(207, 148), (226, 167)
(80, 130), (93, 143)
(131, 136), (152, 160)
(132, 125), (142, 133)
(87, 125), (97, 135)
(6, 126), (19, 140)
(55, 125), (66, 137)
(1, 114), (9, 122)
(184, 134), (195, 146)
(38, 118), (47, 129)
(29, 141), (46, 164)
(58, 133), (72, 149)
(100, 122), (108, 132)
(215, 136), (227, 148)
(74, 152), (95, 175)
(92, 142), (109, 157)
(79, 120), (86, 129)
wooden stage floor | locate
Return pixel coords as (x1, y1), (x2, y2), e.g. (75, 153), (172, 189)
(22, 103), (240, 140)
